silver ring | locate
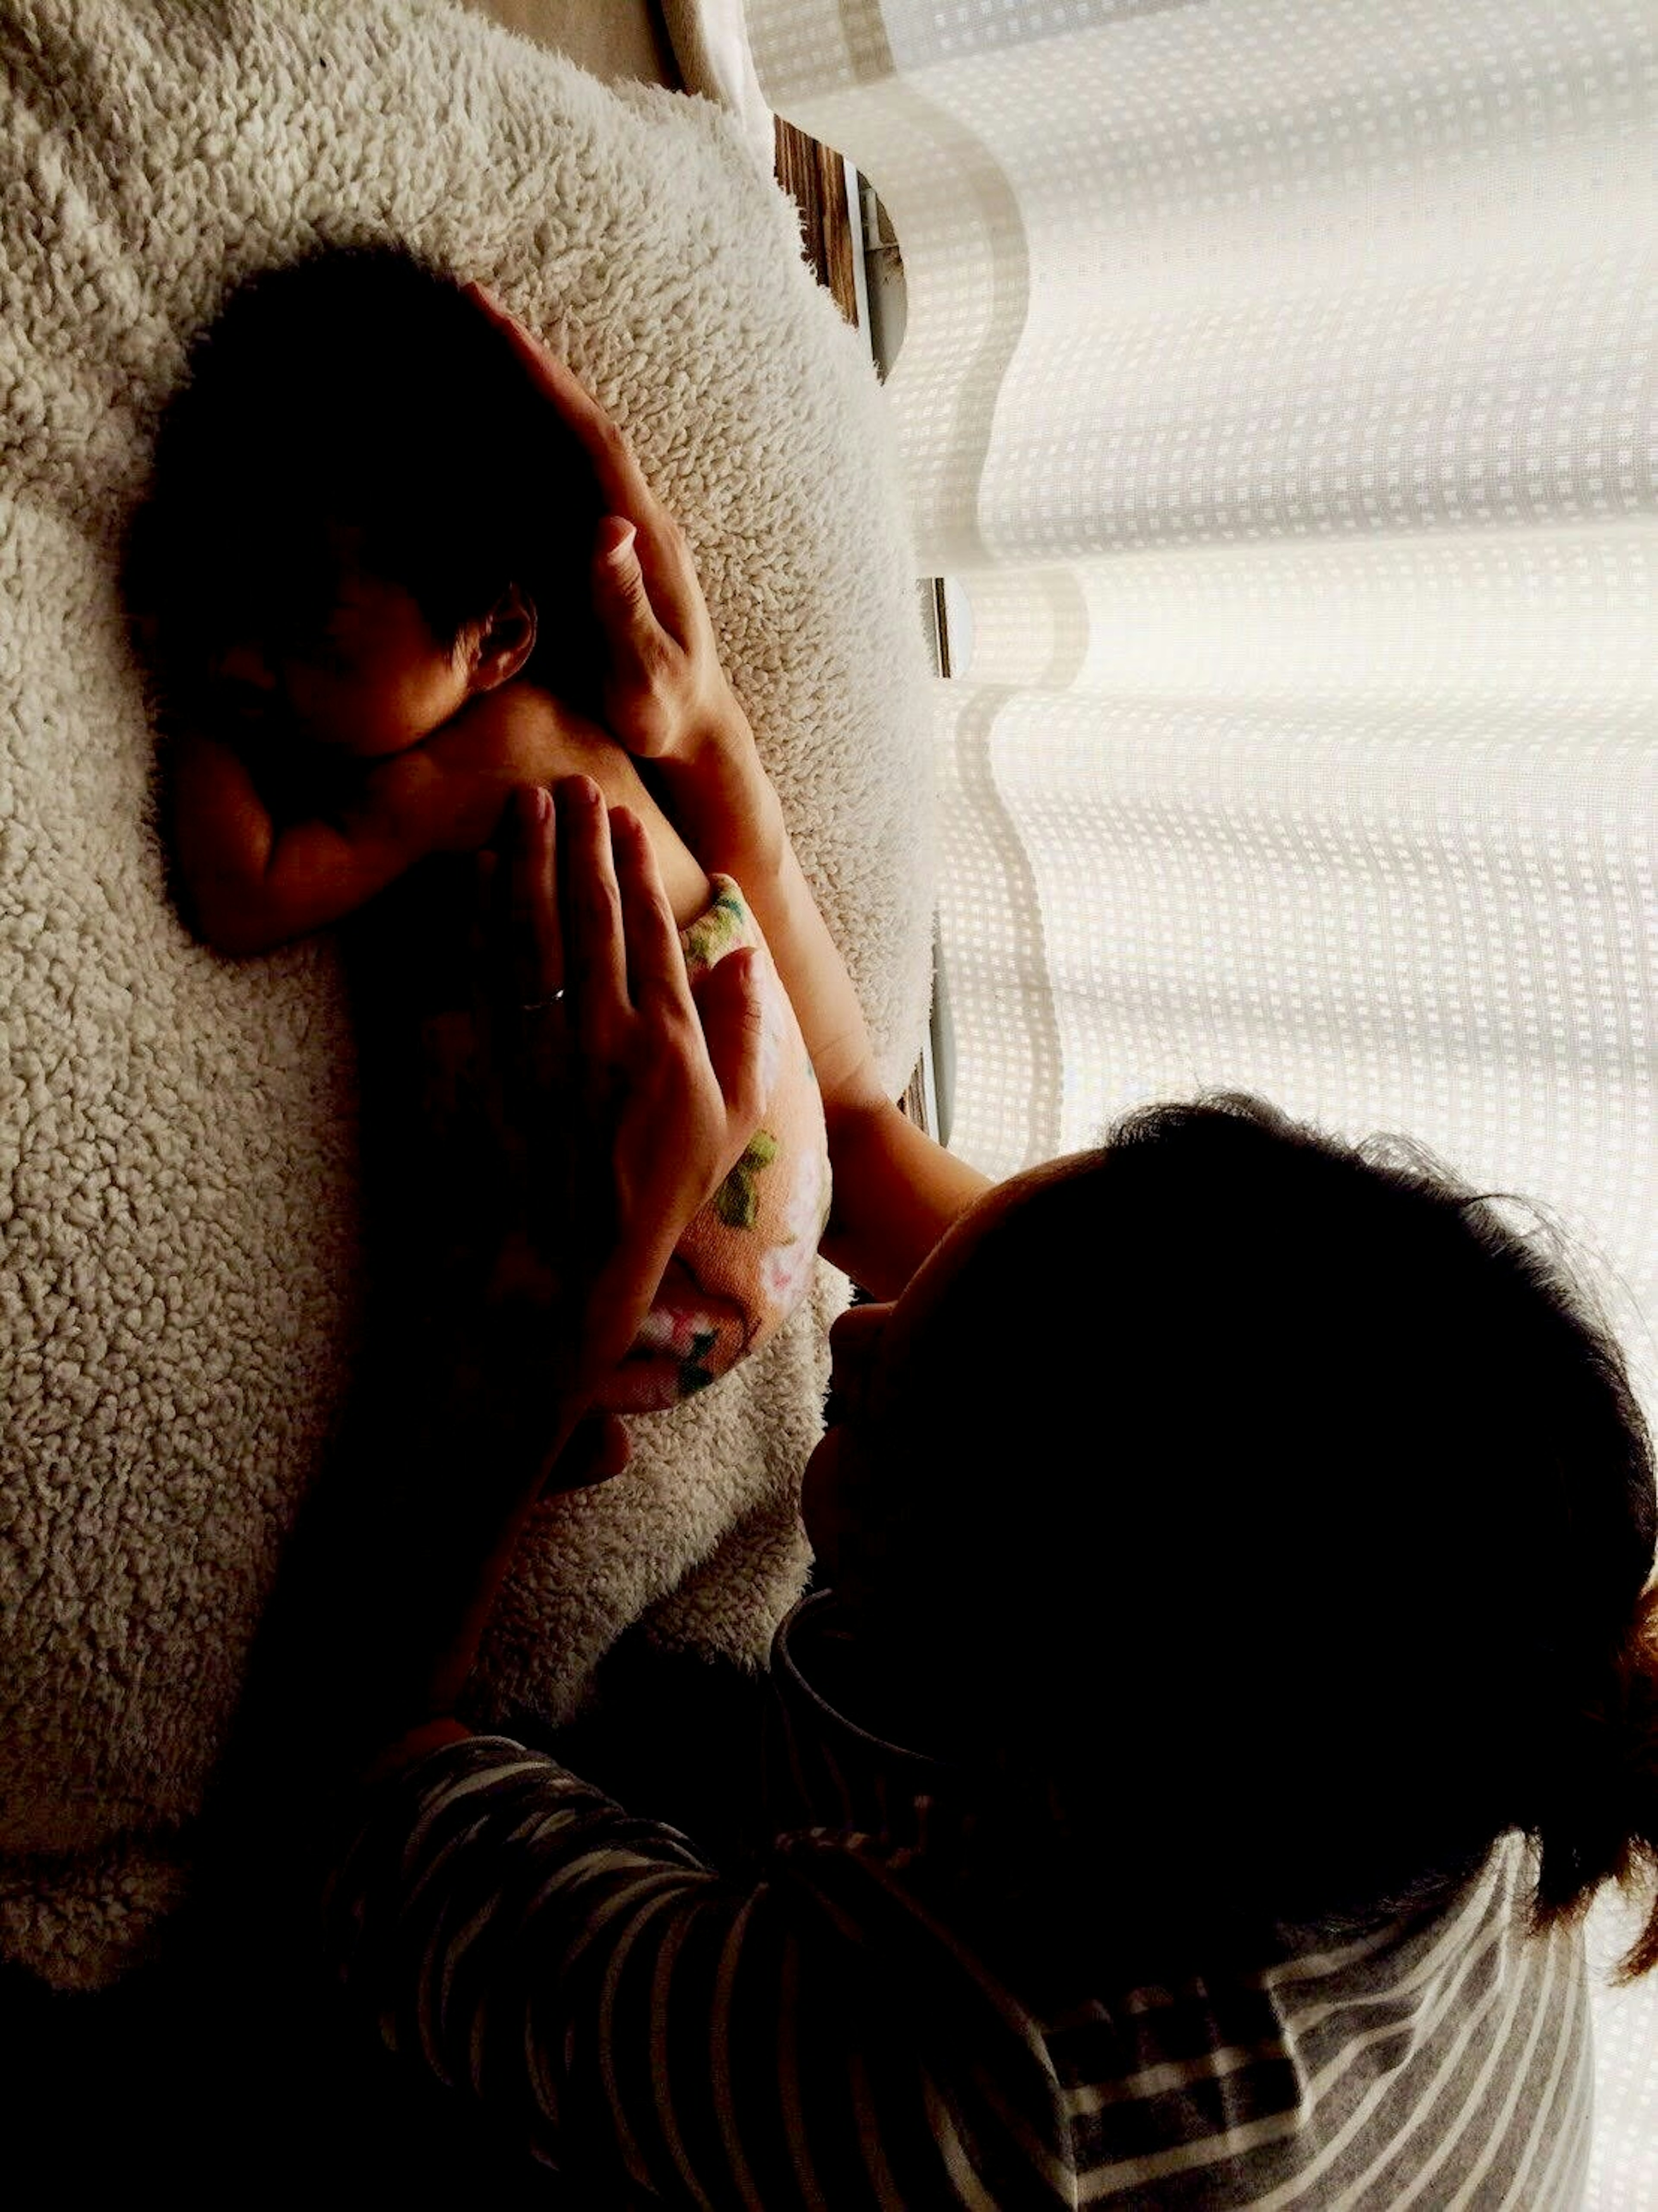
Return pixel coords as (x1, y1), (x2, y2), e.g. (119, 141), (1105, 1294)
(520, 988), (566, 1013)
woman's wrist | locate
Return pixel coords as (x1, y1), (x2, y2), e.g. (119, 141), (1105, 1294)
(650, 706), (787, 885)
(335, 1363), (571, 1746)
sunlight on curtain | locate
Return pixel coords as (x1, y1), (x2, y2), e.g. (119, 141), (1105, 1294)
(742, 6), (1657, 2193)
(747, 0), (1656, 1424)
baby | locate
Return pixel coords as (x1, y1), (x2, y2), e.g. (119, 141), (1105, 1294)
(126, 244), (829, 1410)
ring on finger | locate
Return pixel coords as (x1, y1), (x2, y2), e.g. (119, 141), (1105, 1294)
(520, 988), (567, 1014)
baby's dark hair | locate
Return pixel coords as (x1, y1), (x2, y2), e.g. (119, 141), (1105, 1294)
(125, 240), (607, 712)
(867, 1092), (1658, 1973)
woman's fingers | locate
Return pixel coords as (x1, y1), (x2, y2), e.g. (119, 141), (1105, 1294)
(591, 519), (673, 746)
(508, 784), (562, 1001)
(594, 515), (651, 634)
(464, 284), (657, 521)
(555, 775), (627, 1045)
(610, 806), (689, 1012)
(463, 285), (699, 660)
(539, 1409), (632, 1497)
(695, 945), (767, 1133)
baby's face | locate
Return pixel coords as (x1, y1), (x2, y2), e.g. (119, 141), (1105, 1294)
(207, 554), (470, 758)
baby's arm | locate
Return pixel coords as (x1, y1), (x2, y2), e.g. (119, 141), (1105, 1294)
(169, 728), (473, 956)
(171, 694), (710, 957)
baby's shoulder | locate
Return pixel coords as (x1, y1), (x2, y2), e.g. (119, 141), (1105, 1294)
(482, 675), (557, 714)
(445, 677), (554, 745)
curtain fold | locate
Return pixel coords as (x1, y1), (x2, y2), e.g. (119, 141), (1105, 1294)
(736, 6), (1657, 2190)
(744, 0), (1655, 1437)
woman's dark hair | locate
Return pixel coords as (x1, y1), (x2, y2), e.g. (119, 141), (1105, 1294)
(124, 239), (606, 711)
(866, 1091), (1658, 1974)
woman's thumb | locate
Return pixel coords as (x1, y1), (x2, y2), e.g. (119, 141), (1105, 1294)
(594, 516), (649, 630)
(593, 518), (665, 739)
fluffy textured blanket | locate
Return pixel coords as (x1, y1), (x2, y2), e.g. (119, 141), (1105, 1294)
(0, 0), (933, 1989)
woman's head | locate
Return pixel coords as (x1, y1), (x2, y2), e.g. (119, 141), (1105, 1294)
(807, 1092), (1658, 1962)
(126, 241), (606, 748)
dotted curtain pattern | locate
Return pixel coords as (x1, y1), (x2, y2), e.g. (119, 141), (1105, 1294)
(745, 0), (1657, 2199)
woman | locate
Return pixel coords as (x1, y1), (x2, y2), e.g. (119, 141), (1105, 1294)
(280, 307), (1658, 2207)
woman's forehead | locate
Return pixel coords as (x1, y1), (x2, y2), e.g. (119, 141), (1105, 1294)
(886, 1151), (1100, 1360)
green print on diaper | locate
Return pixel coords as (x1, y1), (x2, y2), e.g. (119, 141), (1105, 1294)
(715, 1130), (779, 1231)
(683, 884), (749, 970)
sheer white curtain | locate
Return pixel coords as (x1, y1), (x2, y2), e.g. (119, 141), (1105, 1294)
(744, 0), (1655, 1391)
(738, 0), (1657, 2194)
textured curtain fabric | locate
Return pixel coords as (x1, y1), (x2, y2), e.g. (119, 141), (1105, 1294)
(738, 0), (1657, 2198)
(745, 0), (1655, 1394)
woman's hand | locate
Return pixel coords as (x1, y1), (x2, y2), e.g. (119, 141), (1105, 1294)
(318, 777), (766, 1752)
(467, 284), (747, 770)
(475, 778), (767, 1417)
(462, 294), (993, 1297)
(465, 285), (787, 878)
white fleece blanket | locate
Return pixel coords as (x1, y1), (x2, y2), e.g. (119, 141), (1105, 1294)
(0, 0), (933, 1990)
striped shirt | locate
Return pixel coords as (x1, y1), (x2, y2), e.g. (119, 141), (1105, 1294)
(326, 1594), (1592, 2207)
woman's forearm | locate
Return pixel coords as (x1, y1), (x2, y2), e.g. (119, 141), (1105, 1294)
(371, 1224), (683, 1737)
(651, 715), (992, 1294)
(817, 1096), (990, 1299)
(283, 1360), (563, 1779)
(649, 716), (875, 1109)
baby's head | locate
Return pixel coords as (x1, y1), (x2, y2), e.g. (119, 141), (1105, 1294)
(807, 1092), (1658, 1963)
(127, 242), (606, 753)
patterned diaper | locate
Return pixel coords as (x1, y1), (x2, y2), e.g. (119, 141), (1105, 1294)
(597, 877), (832, 1413)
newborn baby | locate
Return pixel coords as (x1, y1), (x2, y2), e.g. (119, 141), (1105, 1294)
(126, 243), (829, 1410)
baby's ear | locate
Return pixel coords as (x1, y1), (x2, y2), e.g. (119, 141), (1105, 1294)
(468, 584), (537, 691)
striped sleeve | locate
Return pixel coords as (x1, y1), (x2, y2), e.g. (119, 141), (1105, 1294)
(324, 1734), (1080, 2210)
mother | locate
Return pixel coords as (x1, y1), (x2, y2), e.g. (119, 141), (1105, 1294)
(278, 312), (1658, 2207)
